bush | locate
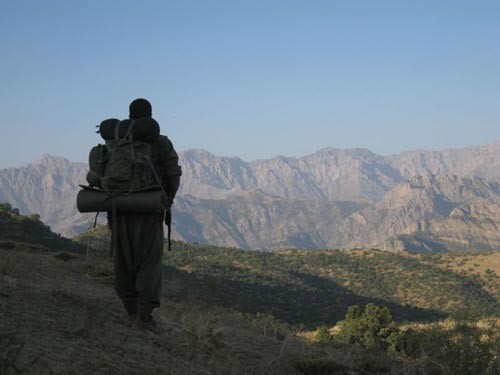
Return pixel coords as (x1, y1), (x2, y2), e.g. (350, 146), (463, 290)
(398, 321), (500, 375)
(335, 304), (401, 350)
(0, 204), (11, 212)
(315, 326), (332, 343)
(29, 214), (40, 222)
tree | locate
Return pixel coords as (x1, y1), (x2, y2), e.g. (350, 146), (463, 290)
(0, 203), (12, 212)
(30, 214), (41, 221)
(336, 303), (400, 350)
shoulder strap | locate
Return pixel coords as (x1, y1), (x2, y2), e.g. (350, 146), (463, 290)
(145, 157), (168, 198)
(124, 120), (135, 141)
(114, 120), (122, 140)
(113, 120), (136, 140)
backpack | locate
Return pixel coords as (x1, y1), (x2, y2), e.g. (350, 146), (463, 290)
(87, 120), (162, 191)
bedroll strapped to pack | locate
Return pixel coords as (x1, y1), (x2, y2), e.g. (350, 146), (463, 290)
(77, 186), (167, 214)
(98, 118), (160, 142)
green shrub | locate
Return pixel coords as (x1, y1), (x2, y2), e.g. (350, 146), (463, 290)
(29, 214), (40, 222)
(0, 204), (11, 212)
(398, 321), (499, 375)
(315, 326), (332, 343)
(335, 304), (401, 350)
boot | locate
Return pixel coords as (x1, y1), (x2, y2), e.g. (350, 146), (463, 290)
(131, 315), (162, 335)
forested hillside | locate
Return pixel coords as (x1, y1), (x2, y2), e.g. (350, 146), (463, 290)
(76, 227), (500, 327)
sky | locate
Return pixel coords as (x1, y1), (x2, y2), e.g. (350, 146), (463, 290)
(0, 0), (499, 168)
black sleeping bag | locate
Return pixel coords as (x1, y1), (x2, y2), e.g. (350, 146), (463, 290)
(98, 118), (160, 142)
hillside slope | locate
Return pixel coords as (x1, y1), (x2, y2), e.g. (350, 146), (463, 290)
(2, 215), (499, 374)
(0, 202), (82, 252)
(0, 241), (405, 375)
(76, 227), (500, 326)
(162, 245), (500, 326)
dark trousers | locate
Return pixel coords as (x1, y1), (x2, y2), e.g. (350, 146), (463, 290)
(113, 212), (164, 321)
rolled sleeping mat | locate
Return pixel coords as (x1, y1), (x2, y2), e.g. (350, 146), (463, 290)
(77, 188), (166, 214)
(98, 118), (160, 142)
(86, 171), (102, 188)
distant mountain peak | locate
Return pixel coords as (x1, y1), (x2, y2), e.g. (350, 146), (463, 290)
(180, 149), (245, 163)
(36, 153), (69, 162)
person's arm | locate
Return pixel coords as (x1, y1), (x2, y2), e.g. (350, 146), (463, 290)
(166, 175), (180, 199)
(159, 136), (182, 199)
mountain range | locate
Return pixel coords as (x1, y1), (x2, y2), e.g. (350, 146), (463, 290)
(2, 142), (500, 251)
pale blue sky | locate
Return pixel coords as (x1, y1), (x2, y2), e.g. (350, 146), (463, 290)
(1, 0), (499, 168)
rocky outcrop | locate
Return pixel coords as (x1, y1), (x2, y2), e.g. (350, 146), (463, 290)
(346, 174), (500, 252)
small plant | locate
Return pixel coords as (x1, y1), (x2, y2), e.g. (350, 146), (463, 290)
(29, 214), (40, 222)
(315, 325), (332, 343)
(0, 203), (12, 212)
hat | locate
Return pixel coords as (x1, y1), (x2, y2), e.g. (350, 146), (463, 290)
(129, 98), (152, 119)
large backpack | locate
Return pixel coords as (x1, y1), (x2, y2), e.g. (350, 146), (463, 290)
(102, 120), (158, 191)
(87, 119), (162, 191)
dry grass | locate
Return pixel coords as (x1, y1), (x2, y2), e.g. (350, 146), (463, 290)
(0, 241), (412, 375)
(441, 252), (500, 276)
(434, 252), (500, 301)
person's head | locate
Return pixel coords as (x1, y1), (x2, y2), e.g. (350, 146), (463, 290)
(129, 98), (152, 119)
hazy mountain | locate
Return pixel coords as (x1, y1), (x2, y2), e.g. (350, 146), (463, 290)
(388, 142), (500, 181)
(2, 142), (500, 251)
(0, 154), (89, 235)
(179, 142), (500, 202)
(179, 147), (403, 202)
(173, 191), (366, 250)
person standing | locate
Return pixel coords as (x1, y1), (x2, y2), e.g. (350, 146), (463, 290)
(111, 98), (181, 332)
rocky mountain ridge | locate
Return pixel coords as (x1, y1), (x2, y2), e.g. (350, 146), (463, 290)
(179, 142), (500, 202)
(2, 142), (500, 251)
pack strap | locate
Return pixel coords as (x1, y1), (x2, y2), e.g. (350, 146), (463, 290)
(145, 157), (168, 199)
(114, 120), (122, 140)
(126, 121), (136, 160)
(145, 156), (173, 251)
(113, 120), (135, 141)
(109, 192), (118, 257)
(124, 120), (135, 140)
(93, 212), (100, 228)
